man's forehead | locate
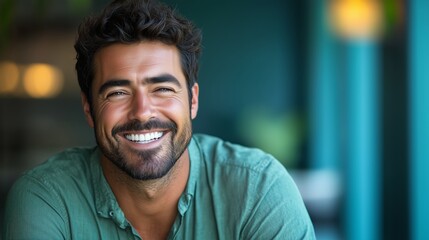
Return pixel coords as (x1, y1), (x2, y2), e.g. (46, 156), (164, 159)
(95, 42), (179, 70)
(92, 42), (185, 86)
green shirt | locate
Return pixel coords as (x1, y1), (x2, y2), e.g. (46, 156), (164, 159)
(3, 134), (315, 239)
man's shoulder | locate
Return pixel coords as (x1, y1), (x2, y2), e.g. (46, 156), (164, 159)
(4, 147), (102, 239)
(6, 146), (99, 212)
(191, 134), (285, 174)
(17, 146), (98, 189)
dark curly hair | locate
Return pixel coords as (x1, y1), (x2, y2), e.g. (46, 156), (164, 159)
(74, 0), (202, 104)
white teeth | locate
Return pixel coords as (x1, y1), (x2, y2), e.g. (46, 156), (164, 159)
(125, 132), (163, 143)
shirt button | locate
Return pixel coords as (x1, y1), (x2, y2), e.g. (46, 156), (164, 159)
(109, 211), (114, 217)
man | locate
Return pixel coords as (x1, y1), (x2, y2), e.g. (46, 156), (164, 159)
(3, 0), (315, 239)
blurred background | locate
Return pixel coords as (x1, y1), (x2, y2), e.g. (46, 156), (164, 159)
(1, 0), (428, 239)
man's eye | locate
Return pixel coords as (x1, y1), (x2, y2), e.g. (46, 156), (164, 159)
(107, 91), (126, 98)
(156, 88), (174, 93)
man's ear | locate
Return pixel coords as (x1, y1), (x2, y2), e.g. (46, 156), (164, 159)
(190, 83), (199, 120)
(81, 92), (95, 128)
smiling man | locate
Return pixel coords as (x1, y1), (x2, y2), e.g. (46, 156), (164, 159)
(3, 0), (315, 239)
(88, 42), (196, 185)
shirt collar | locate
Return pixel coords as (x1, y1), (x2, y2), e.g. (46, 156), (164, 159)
(90, 148), (128, 228)
(177, 136), (201, 215)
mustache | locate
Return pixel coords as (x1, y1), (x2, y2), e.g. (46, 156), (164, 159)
(112, 119), (177, 136)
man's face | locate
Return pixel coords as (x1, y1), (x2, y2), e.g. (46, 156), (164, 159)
(82, 41), (199, 180)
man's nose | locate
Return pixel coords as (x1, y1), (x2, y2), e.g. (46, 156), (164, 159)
(128, 91), (155, 122)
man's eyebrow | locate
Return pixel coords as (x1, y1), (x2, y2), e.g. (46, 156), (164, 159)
(97, 74), (181, 95)
(146, 74), (181, 87)
(98, 79), (130, 95)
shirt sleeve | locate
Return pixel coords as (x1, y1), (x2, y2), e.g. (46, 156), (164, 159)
(2, 174), (68, 240)
(242, 164), (316, 240)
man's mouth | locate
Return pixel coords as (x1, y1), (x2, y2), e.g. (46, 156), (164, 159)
(124, 131), (164, 143)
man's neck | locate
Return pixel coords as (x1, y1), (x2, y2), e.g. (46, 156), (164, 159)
(100, 149), (190, 239)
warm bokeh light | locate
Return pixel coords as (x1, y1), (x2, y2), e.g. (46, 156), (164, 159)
(0, 61), (20, 94)
(329, 0), (383, 40)
(23, 63), (64, 98)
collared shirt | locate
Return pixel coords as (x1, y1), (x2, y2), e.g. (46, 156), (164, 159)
(3, 134), (315, 239)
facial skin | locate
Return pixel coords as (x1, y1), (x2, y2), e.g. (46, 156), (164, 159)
(82, 41), (199, 180)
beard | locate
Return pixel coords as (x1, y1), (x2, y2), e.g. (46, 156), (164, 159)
(95, 118), (193, 180)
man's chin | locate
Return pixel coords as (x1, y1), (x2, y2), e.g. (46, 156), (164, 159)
(112, 152), (176, 180)
(119, 164), (175, 181)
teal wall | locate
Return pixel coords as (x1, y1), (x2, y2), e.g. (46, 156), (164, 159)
(164, 1), (307, 167)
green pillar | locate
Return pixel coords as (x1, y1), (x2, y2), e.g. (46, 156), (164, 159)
(409, 0), (429, 239)
(344, 40), (381, 240)
(308, 0), (339, 170)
